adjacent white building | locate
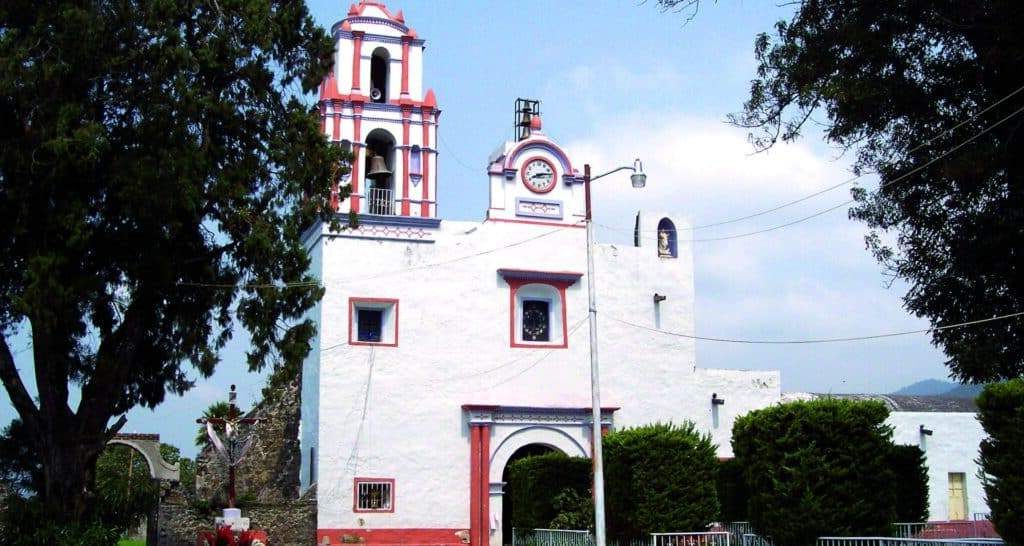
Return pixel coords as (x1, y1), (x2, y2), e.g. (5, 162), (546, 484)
(298, 3), (778, 545)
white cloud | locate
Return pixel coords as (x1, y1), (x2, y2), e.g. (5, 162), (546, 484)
(561, 109), (948, 392)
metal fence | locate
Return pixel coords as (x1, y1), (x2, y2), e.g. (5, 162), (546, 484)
(512, 529), (595, 546)
(893, 521), (1000, 540)
(741, 534), (775, 546)
(650, 532), (731, 546)
(817, 537), (1004, 546)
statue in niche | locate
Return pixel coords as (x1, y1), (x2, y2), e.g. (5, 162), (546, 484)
(658, 230), (672, 257)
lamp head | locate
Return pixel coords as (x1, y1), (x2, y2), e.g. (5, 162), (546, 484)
(630, 158), (646, 188)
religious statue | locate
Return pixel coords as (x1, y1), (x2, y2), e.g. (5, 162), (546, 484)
(196, 385), (268, 546)
(658, 229), (672, 257)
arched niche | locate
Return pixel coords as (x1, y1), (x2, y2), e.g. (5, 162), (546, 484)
(657, 217), (678, 259)
(370, 47), (390, 103)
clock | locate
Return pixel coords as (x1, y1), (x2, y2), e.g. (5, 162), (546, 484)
(521, 157), (557, 194)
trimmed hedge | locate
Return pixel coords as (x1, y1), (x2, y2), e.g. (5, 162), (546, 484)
(507, 452), (592, 530)
(604, 422), (719, 537)
(888, 444), (929, 523)
(716, 457), (748, 522)
(977, 379), (1024, 543)
(732, 399), (899, 546)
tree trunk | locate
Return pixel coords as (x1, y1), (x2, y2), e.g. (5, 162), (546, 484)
(38, 425), (102, 523)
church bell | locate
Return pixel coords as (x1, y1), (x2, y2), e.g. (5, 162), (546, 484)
(367, 155), (392, 179)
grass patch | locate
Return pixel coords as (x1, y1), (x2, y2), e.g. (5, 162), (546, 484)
(118, 539), (145, 546)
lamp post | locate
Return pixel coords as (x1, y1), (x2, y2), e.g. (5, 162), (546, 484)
(583, 159), (645, 546)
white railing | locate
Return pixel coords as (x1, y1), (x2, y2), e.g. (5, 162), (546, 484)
(366, 186), (395, 215)
(716, 523), (754, 545)
(741, 534), (774, 546)
(513, 528), (594, 546)
(817, 537), (1004, 546)
(651, 532), (730, 546)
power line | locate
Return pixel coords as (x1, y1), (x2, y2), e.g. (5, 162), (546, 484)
(608, 102), (1024, 244)
(631, 83), (1024, 233)
(605, 310), (1024, 345)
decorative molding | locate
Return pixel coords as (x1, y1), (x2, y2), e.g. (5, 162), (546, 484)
(498, 269), (583, 286)
(463, 404), (617, 427)
(515, 197), (563, 220)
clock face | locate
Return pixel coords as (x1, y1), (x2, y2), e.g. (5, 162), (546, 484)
(521, 158), (557, 193)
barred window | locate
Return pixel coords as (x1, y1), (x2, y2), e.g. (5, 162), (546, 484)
(355, 479), (393, 512)
(521, 300), (550, 342)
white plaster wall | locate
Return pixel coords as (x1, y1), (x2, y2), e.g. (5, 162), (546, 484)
(888, 412), (989, 521)
(337, 39), (354, 92)
(409, 46), (424, 100)
(309, 215), (780, 530)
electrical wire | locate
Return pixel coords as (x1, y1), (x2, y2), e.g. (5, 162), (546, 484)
(629, 83), (1024, 233)
(605, 310), (1024, 345)
(481, 317), (590, 390)
(606, 102), (1024, 244)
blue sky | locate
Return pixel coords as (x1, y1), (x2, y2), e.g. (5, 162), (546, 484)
(2, 1), (953, 458)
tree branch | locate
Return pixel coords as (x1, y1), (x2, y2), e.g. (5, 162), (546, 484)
(0, 336), (40, 429)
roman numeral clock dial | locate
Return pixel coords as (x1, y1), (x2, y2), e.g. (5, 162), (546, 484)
(521, 158), (556, 194)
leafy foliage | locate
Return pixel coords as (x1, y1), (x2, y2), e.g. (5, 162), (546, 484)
(93, 444), (159, 533)
(0, 420), (40, 497)
(549, 488), (594, 531)
(977, 379), (1024, 542)
(716, 457), (748, 523)
(732, 399), (900, 546)
(722, 0), (1024, 383)
(887, 445), (929, 523)
(0, 0), (348, 520)
(507, 452), (592, 530)
(196, 401), (232, 448)
(603, 422), (719, 537)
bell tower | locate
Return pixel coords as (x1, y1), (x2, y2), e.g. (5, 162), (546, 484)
(319, 1), (440, 218)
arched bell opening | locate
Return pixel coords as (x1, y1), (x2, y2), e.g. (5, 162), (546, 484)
(365, 129), (396, 215)
(370, 47), (390, 103)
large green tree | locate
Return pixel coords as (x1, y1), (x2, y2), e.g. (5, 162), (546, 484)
(660, 0), (1024, 383)
(0, 0), (347, 523)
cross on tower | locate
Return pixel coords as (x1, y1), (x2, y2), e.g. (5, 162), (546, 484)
(196, 384), (260, 508)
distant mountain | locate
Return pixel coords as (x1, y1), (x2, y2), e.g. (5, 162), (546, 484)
(891, 379), (985, 399)
(893, 379), (959, 396)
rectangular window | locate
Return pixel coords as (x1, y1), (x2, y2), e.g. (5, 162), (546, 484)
(349, 298), (399, 347)
(357, 308), (383, 342)
(355, 479), (394, 512)
(521, 300), (550, 342)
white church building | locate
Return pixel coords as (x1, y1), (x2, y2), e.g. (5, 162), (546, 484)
(297, 3), (778, 545)
(295, 2), (992, 545)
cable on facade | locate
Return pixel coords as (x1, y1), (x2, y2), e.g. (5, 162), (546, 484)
(605, 310), (1024, 345)
(480, 317), (590, 390)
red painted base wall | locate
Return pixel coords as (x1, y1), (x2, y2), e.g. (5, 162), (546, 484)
(317, 528), (466, 545)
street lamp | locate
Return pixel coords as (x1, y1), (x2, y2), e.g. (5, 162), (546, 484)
(583, 158), (645, 546)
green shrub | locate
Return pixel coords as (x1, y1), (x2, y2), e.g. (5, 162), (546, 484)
(977, 379), (1024, 544)
(604, 422), (719, 537)
(716, 457), (748, 522)
(507, 452), (592, 530)
(0, 496), (121, 546)
(732, 399), (898, 546)
(888, 444), (928, 523)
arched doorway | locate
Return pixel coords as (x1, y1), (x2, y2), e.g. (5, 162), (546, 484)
(502, 444), (557, 544)
(106, 433), (180, 545)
